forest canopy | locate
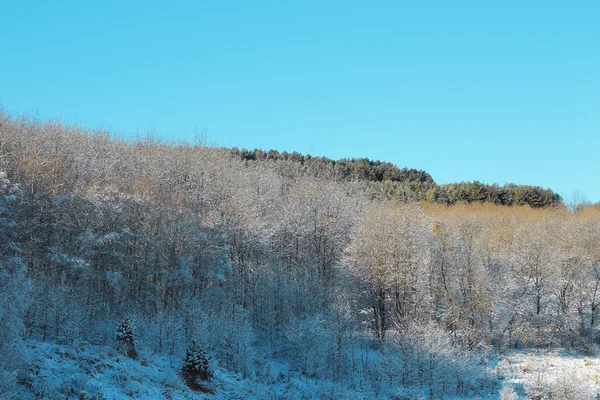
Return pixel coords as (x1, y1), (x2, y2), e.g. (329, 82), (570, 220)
(229, 147), (561, 207)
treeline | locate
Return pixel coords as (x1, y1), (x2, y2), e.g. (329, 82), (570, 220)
(370, 180), (561, 207)
(0, 112), (595, 398)
(229, 147), (434, 184)
(229, 147), (561, 207)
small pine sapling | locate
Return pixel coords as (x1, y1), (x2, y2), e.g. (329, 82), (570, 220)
(182, 340), (214, 392)
(116, 316), (137, 358)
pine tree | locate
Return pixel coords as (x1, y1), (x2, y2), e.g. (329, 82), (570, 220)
(182, 340), (213, 383)
(116, 316), (137, 358)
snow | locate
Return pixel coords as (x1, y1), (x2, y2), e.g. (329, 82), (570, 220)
(7, 340), (600, 399)
(6, 341), (392, 399)
(491, 348), (600, 398)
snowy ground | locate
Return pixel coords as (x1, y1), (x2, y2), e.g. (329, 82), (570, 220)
(4, 341), (401, 400)
(5, 341), (600, 399)
(492, 349), (600, 399)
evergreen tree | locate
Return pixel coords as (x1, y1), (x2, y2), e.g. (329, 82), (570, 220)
(116, 316), (137, 358)
(182, 340), (213, 383)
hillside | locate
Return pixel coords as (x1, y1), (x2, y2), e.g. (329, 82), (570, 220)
(0, 113), (598, 399)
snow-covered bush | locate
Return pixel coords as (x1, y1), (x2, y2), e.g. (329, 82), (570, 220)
(390, 321), (485, 398)
(545, 366), (595, 400)
(499, 383), (518, 400)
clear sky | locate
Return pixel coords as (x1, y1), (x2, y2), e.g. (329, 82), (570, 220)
(1, 1), (599, 202)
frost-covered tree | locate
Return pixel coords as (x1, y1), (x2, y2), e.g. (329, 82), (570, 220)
(345, 202), (430, 342)
(116, 316), (137, 358)
(0, 172), (31, 390)
(182, 339), (214, 388)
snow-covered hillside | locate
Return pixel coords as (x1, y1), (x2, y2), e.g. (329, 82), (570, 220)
(2, 340), (491, 400)
(4, 340), (391, 399)
(5, 341), (600, 399)
(2, 116), (600, 400)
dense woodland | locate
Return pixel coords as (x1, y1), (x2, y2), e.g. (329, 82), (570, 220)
(229, 147), (561, 207)
(0, 112), (599, 398)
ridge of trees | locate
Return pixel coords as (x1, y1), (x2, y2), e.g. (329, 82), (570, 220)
(228, 147), (561, 208)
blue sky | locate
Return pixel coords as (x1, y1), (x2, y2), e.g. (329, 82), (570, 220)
(1, 1), (599, 202)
